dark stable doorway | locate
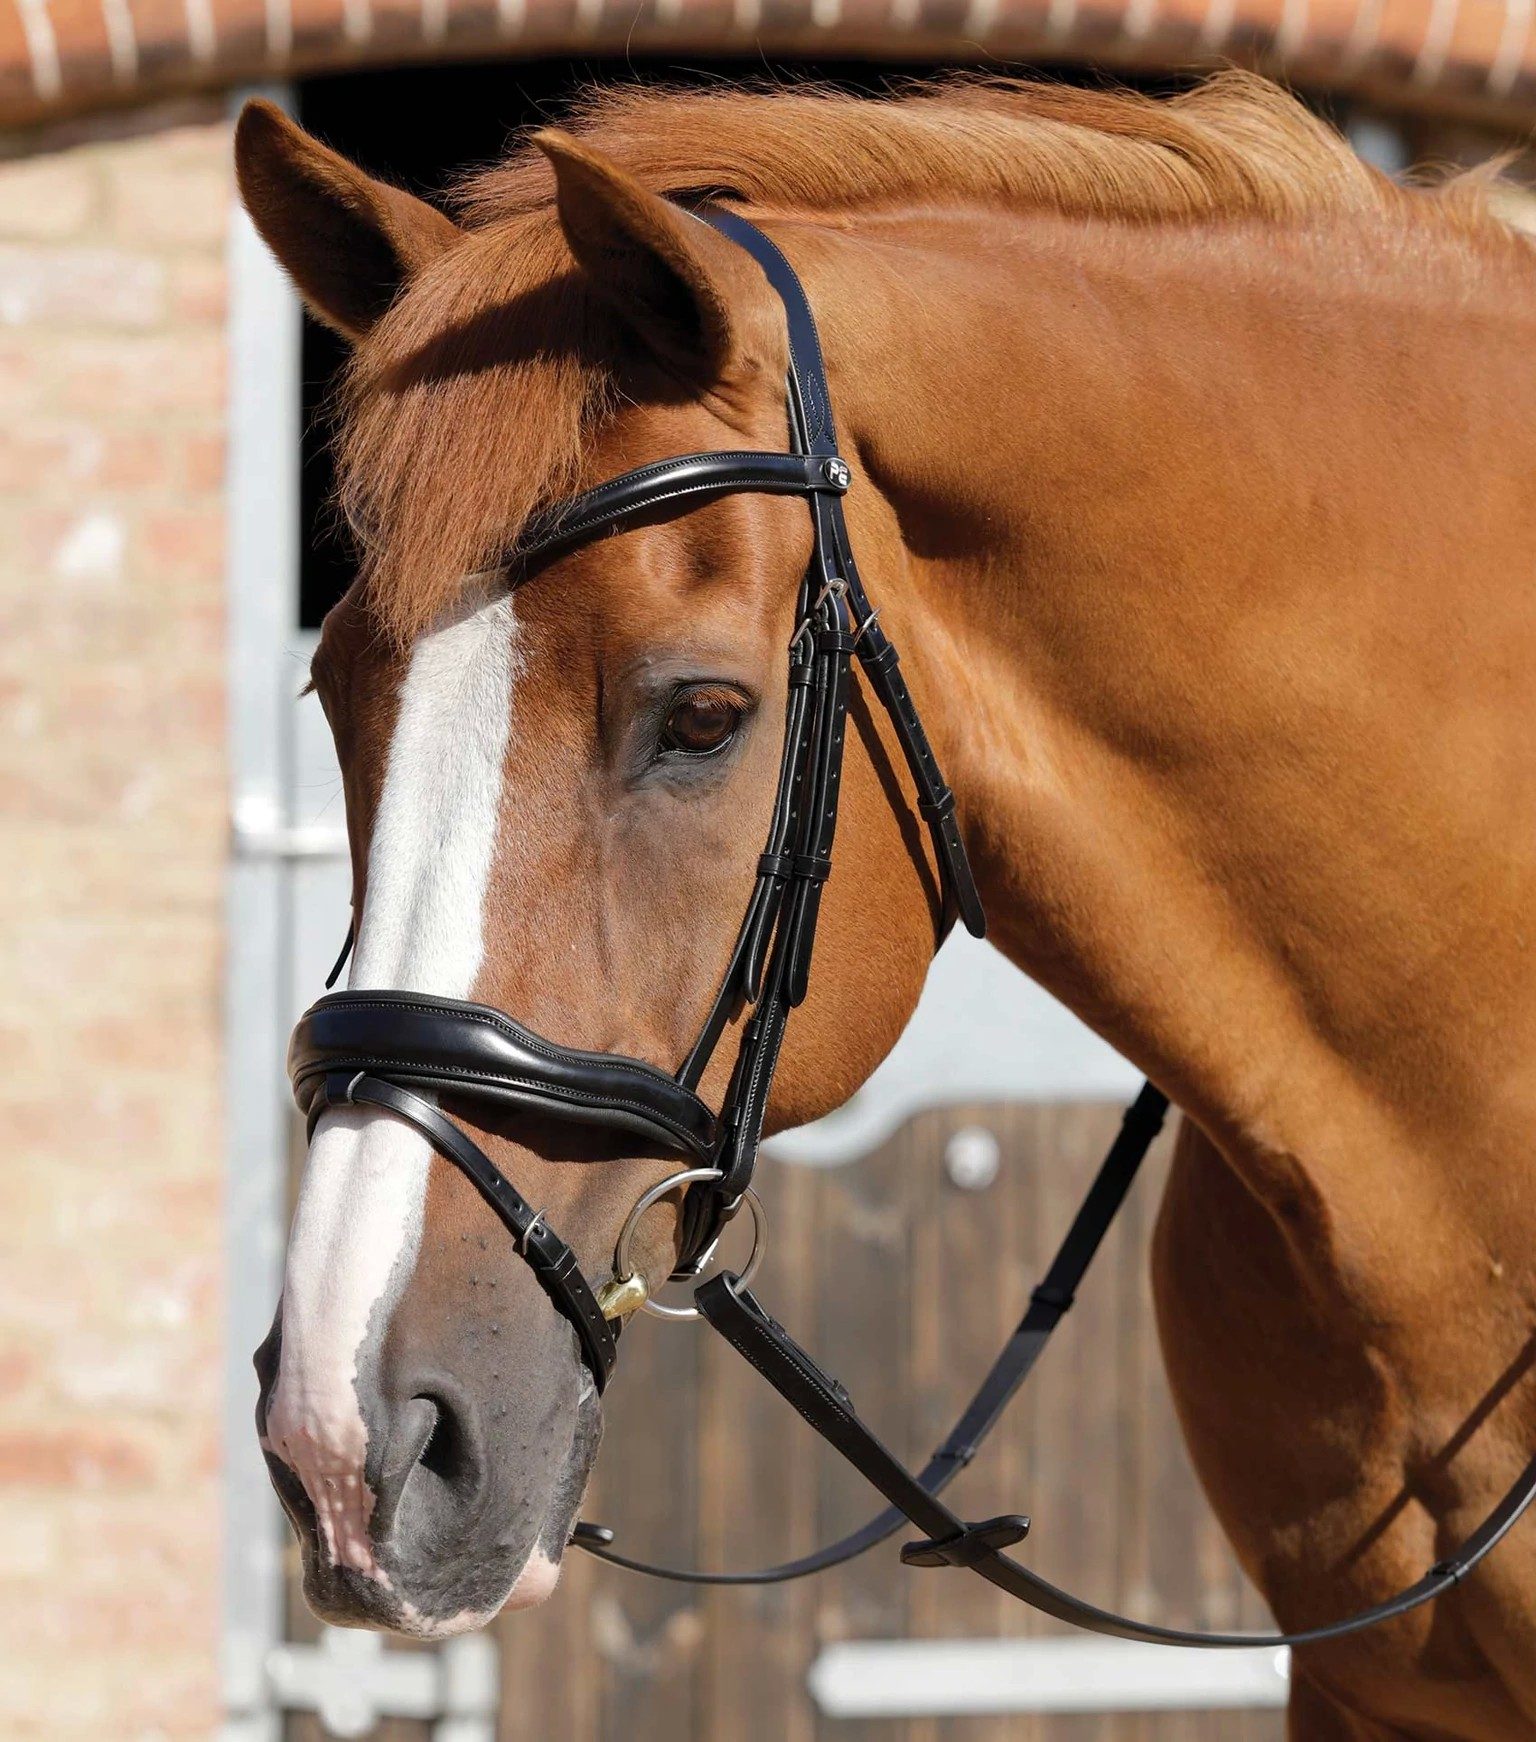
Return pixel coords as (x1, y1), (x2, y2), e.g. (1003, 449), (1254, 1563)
(293, 54), (1103, 628)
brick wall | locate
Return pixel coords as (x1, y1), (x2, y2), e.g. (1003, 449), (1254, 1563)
(0, 97), (231, 1742)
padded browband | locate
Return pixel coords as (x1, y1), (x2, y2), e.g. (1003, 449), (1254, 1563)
(289, 992), (718, 1161)
(517, 451), (851, 569)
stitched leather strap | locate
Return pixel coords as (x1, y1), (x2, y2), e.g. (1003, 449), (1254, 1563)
(696, 209), (841, 455)
(707, 564), (854, 1203)
(675, 578), (822, 1093)
(782, 602), (857, 1007)
(841, 547), (987, 938)
(695, 1269), (1536, 1643)
(309, 1072), (618, 1390)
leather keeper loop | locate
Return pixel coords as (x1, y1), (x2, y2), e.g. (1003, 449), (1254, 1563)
(816, 628), (857, 655)
(859, 639), (901, 675)
(793, 853), (833, 883)
(757, 852), (794, 880)
(920, 788), (957, 822)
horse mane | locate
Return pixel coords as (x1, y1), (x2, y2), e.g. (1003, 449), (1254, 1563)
(338, 73), (1505, 645)
(458, 72), (1395, 229)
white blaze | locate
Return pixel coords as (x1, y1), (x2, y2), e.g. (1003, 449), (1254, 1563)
(266, 589), (519, 1577)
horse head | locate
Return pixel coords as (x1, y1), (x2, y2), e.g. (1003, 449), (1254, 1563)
(236, 99), (950, 1634)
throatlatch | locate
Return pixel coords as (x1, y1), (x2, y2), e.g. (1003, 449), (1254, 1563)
(288, 205), (1536, 1640)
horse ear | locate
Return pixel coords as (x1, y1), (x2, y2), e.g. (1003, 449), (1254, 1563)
(533, 128), (760, 380)
(234, 99), (460, 342)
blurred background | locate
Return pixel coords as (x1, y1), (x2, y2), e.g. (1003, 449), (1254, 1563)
(3, 11), (1535, 1740)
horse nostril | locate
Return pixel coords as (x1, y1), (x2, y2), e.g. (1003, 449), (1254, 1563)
(416, 1394), (468, 1485)
(367, 1391), (455, 1541)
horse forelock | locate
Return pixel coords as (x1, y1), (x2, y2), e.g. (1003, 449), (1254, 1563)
(335, 211), (617, 648)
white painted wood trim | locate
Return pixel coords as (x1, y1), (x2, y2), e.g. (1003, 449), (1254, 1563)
(265, 1629), (498, 1741)
(808, 1637), (1291, 1717)
(221, 80), (301, 1742)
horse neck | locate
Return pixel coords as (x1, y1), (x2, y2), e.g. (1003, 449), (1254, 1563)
(817, 204), (1536, 1275)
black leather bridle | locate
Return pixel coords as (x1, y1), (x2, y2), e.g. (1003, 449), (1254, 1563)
(289, 207), (1536, 1647)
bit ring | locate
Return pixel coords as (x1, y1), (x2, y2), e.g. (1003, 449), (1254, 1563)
(612, 1167), (767, 1321)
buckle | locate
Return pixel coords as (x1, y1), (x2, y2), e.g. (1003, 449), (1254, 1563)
(790, 576), (848, 651)
(851, 605), (882, 647)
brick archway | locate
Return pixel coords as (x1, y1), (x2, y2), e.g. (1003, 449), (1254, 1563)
(4, 0), (1536, 134)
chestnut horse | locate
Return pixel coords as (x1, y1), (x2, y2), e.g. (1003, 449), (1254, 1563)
(235, 74), (1536, 1736)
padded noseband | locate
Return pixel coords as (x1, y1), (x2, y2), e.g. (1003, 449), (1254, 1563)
(291, 992), (717, 1161)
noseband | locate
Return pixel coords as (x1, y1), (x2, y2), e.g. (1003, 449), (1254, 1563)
(288, 208), (1536, 1647)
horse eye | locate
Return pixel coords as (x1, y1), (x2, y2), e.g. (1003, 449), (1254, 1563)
(660, 687), (743, 757)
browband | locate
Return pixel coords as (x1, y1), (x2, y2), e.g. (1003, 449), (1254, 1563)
(517, 451), (852, 569)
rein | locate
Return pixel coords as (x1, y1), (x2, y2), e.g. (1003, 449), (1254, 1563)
(288, 206), (1536, 1645)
